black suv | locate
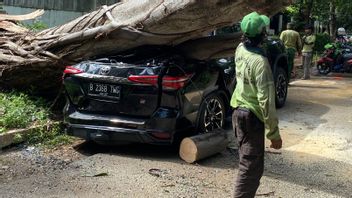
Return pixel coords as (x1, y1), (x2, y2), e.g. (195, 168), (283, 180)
(63, 38), (288, 145)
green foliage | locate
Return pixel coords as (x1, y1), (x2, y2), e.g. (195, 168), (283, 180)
(286, 4), (300, 15)
(0, 92), (49, 133)
(44, 134), (74, 148)
(284, 2), (309, 31)
(24, 122), (74, 147)
(18, 21), (48, 31)
(0, 92), (73, 147)
(336, 0), (352, 30)
(285, 0), (352, 32)
(314, 33), (332, 52)
(311, 0), (330, 24)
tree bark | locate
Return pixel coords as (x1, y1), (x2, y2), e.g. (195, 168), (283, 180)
(305, 0), (314, 24)
(329, 1), (336, 39)
(0, 0), (291, 94)
(179, 129), (228, 163)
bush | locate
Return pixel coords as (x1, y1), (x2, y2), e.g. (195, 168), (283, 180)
(18, 21), (48, 31)
(0, 92), (74, 147)
(0, 92), (49, 133)
(314, 33), (332, 53)
(24, 122), (74, 147)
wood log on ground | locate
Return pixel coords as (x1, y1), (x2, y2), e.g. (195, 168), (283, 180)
(179, 129), (228, 163)
(0, 0), (292, 94)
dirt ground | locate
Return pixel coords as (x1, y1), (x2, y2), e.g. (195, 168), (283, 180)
(1, 69), (352, 198)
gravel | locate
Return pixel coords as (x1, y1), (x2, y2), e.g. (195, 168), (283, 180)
(0, 74), (352, 198)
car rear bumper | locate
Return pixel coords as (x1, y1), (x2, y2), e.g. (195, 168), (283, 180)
(66, 123), (173, 144)
(63, 105), (180, 144)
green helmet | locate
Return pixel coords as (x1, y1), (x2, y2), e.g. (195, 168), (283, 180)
(324, 43), (334, 49)
(240, 12), (270, 38)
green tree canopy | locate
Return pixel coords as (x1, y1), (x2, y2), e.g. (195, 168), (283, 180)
(286, 0), (352, 33)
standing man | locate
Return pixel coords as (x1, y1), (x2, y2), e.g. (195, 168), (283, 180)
(301, 24), (316, 80)
(280, 22), (302, 79)
(231, 12), (282, 198)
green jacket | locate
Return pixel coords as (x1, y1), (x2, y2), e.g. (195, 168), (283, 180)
(302, 34), (316, 53)
(230, 43), (280, 140)
(280, 29), (302, 51)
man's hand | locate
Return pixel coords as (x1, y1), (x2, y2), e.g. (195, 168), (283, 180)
(270, 138), (282, 150)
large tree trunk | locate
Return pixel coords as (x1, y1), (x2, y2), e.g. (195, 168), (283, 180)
(329, 1), (337, 39)
(305, 0), (314, 24)
(0, 0), (291, 94)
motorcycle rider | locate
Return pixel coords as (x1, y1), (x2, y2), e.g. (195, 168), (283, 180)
(336, 27), (348, 44)
(334, 27), (351, 70)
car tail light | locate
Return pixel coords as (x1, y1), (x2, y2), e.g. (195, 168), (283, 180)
(63, 66), (84, 75)
(162, 75), (191, 90)
(128, 75), (191, 90)
(127, 75), (158, 85)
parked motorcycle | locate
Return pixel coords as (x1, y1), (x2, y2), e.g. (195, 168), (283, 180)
(317, 43), (352, 75)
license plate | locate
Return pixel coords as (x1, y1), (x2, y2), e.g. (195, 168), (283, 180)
(88, 83), (121, 99)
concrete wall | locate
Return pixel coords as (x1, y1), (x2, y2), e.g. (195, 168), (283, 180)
(3, 0), (119, 12)
(3, 5), (83, 27)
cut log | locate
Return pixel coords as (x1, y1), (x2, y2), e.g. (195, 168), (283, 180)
(0, 0), (292, 93)
(179, 129), (228, 163)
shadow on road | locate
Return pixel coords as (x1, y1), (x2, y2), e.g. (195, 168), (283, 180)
(70, 75), (352, 197)
(73, 141), (181, 161)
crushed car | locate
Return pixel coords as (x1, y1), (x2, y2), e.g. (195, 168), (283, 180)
(62, 37), (289, 145)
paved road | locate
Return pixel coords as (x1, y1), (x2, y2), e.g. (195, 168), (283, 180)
(0, 74), (352, 198)
(257, 74), (352, 198)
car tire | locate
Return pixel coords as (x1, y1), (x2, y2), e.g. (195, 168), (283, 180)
(317, 62), (331, 75)
(275, 67), (288, 108)
(197, 92), (226, 133)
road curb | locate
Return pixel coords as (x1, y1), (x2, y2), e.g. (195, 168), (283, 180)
(0, 122), (60, 149)
(0, 126), (40, 149)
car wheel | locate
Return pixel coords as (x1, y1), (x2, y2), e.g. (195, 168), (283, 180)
(317, 62), (331, 75)
(275, 67), (288, 108)
(197, 93), (226, 133)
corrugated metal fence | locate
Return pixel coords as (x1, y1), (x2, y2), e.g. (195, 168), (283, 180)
(3, 0), (120, 12)
(2, 0), (120, 27)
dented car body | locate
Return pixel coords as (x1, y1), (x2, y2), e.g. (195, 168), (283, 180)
(63, 38), (288, 145)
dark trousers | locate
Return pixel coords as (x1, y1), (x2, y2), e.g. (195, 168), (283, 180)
(286, 47), (296, 79)
(232, 108), (265, 198)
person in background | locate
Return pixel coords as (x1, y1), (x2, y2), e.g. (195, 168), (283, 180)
(231, 12), (282, 198)
(301, 24), (316, 80)
(280, 22), (302, 79)
(336, 27), (348, 44)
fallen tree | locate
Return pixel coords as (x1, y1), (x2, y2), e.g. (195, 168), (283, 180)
(0, 0), (291, 94)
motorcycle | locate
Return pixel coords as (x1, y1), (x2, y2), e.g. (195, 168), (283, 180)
(316, 43), (352, 75)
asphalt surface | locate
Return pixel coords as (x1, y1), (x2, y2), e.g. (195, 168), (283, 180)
(0, 74), (352, 198)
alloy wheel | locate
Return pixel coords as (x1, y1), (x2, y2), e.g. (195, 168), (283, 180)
(276, 73), (287, 102)
(203, 98), (224, 132)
